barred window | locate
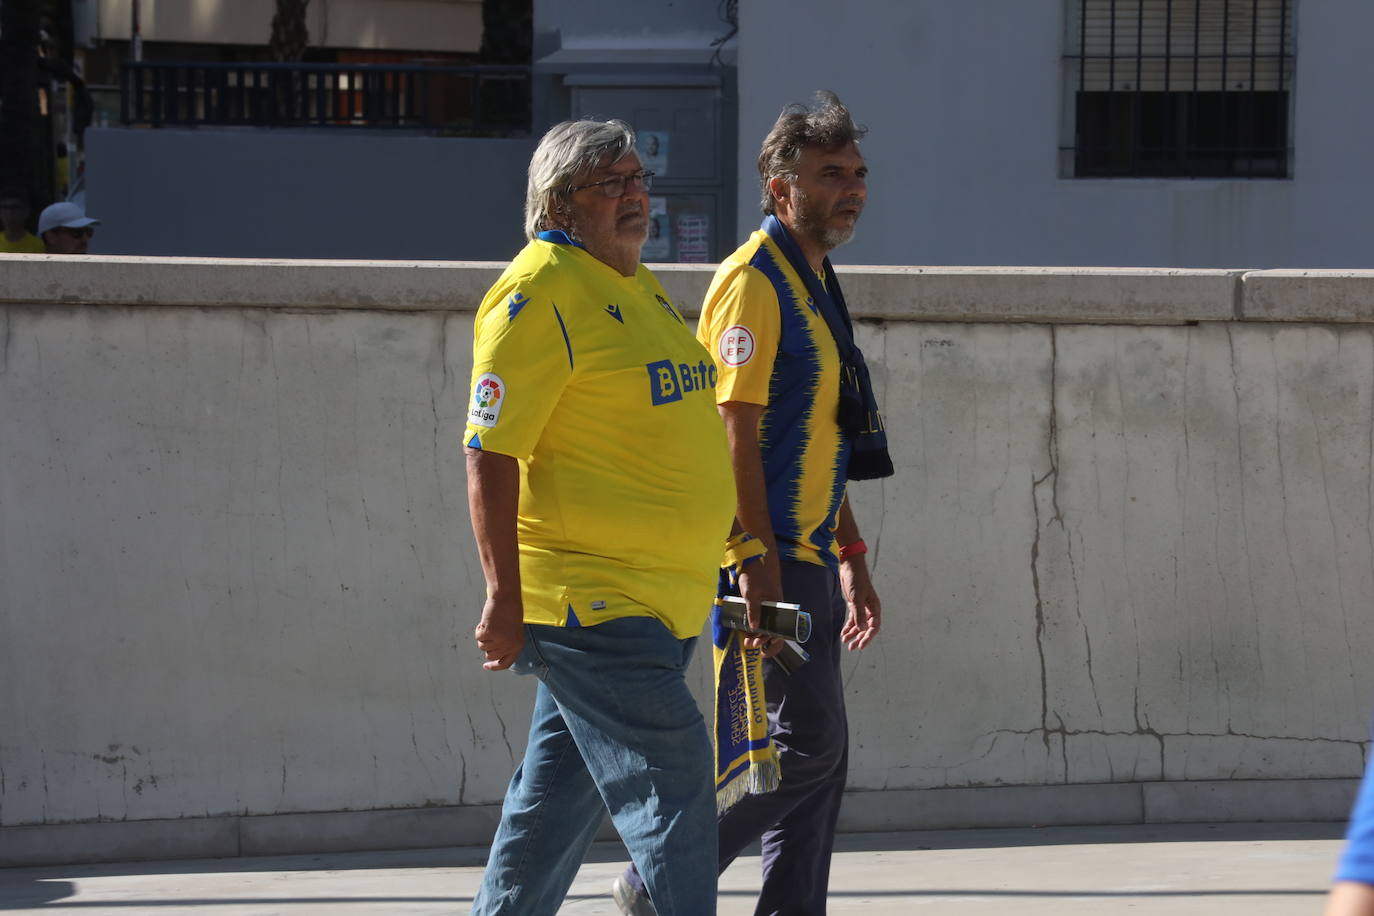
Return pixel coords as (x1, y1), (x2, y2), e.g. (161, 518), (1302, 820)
(1062, 0), (1296, 178)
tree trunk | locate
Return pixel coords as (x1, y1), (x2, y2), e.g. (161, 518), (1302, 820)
(269, 0), (310, 62)
(269, 0), (309, 122)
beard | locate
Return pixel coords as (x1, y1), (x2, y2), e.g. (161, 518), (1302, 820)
(791, 185), (859, 252)
(567, 202), (649, 253)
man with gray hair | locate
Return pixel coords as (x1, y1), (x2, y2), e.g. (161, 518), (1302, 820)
(465, 118), (736, 914)
(616, 90), (892, 916)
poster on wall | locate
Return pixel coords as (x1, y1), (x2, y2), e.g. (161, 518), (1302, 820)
(674, 212), (710, 263)
(640, 131), (669, 176)
(643, 197), (671, 261)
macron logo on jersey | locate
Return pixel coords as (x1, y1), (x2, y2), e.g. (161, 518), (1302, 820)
(605, 303), (624, 323)
(508, 292), (530, 321)
(469, 372), (505, 427)
(646, 359), (718, 406)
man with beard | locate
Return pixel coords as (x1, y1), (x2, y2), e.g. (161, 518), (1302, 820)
(615, 91), (893, 915)
(467, 118), (735, 915)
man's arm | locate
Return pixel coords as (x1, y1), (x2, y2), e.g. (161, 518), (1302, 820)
(466, 447), (525, 671)
(719, 401), (783, 650)
(835, 494), (881, 651)
(1326, 882), (1374, 916)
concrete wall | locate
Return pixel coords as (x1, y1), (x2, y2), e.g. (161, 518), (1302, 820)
(3, 256), (1374, 866)
(736, 0), (1374, 269)
(84, 129), (534, 261)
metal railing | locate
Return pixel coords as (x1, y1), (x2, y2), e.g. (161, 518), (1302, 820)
(1062, 0), (1294, 178)
(121, 61), (531, 133)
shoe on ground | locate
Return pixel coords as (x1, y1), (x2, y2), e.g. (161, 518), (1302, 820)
(612, 873), (658, 916)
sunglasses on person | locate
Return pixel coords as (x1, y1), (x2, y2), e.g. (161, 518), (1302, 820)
(569, 169), (654, 198)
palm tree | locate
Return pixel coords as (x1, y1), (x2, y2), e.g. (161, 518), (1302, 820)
(269, 0), (310, 63)
(268, 0), (309, 122)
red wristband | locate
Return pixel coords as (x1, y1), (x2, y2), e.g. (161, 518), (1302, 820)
(838, 539), (868, 561)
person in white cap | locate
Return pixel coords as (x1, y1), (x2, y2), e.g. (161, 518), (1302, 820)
(38, 201), (100, 254)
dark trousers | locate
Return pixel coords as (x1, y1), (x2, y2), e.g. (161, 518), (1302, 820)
(626, 559), (850, 915)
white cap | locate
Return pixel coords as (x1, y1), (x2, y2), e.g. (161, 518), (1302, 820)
(38, 201), (100, 236)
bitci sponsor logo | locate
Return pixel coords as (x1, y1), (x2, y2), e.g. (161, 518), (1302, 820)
(646, 359), (718, 406)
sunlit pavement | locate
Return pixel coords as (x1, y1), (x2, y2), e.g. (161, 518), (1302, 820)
(0, 822), (1346, 914)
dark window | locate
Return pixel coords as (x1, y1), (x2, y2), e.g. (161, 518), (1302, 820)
(1063, 0), (1295, 178)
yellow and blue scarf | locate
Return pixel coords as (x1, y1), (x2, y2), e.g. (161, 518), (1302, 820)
(712, 568), (780, 812)
(762, 214), (894, 481)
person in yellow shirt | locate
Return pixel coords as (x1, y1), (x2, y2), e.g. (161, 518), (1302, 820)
(465, 118), (735, 915)
(616, 90), (892, 916)
(0, 190), (43, 254)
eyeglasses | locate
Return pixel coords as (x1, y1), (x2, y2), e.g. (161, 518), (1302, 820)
(55, 226), (94, 239)
(569, 169), (654, 198)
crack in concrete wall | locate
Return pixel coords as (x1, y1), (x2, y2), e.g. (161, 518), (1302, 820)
(5, 272), (1374, 831)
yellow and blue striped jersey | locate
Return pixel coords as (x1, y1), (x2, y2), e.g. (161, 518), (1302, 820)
(697, 229), (849, 569)
(465, 234), (736, 638)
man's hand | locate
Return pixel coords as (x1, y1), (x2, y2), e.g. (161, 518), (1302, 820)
(475, 593), (525, 671)
(736, 560), (785, 658)
(467, 447), (524, 672)
(839, 555), (881, 651)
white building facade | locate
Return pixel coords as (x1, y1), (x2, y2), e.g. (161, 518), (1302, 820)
(83, 1), (1373, 267)
(733, 0), (1364, 269)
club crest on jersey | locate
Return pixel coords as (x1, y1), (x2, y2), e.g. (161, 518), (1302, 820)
(719, 326), (755, 367)
(656, 294), (683, 324)
(469, 372), (505, 427)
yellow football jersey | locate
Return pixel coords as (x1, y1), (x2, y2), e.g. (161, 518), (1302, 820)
(465, 234), (735, 638)
(697, 229), (848, 568)
(0, 232), (44, 254)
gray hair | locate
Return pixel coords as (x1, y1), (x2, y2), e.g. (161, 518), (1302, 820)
(524, 119), (638, 240)
(757, 90), (867, 215)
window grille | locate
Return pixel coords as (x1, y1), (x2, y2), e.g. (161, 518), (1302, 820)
(1063, 0), (1295, 178)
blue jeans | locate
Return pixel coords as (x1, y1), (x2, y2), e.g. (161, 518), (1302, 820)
(471, 617), (718, 916)
(624, 560), (849, 916)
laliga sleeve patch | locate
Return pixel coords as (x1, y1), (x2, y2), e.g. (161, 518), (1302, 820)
(719, 325), (756, 367)
(469, 372), (505, 428)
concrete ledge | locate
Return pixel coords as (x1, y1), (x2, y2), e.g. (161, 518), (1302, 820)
(17, 257), (1374, 326)
(0, 804), (506, 869)
(0, 255), (506, 312)
(0, 815), (240, 868)
(838, 783), (1143, 833)
(1241, 270), (1374, 322)
(3, 780), (1357, 868)
(239, 805), (506, 858)
(831, 266), (1242, 323)
(642, 262), (715, 316)
(0, 257), (1251, 324)
(1143, 778), (1360, 823)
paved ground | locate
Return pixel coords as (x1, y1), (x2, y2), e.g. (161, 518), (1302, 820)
(0, 822), (1348, 914)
